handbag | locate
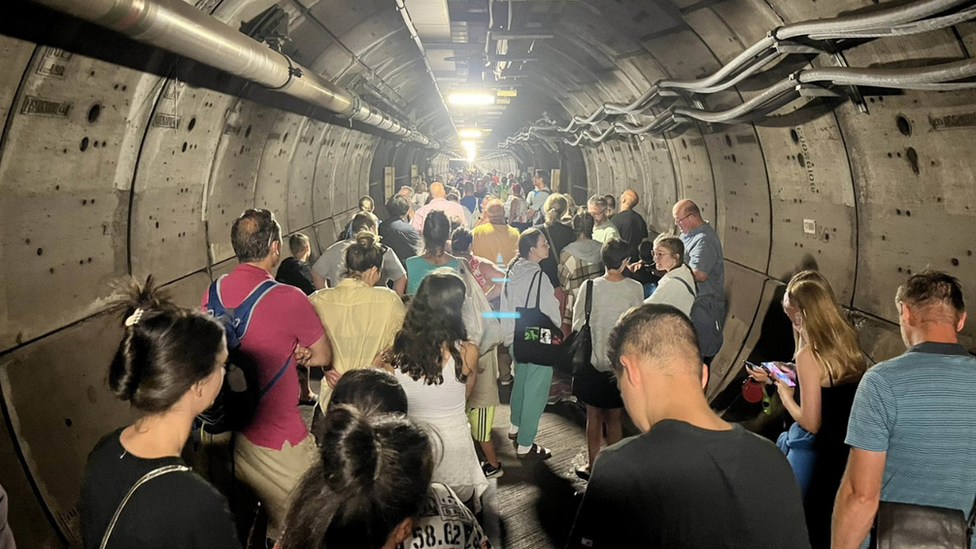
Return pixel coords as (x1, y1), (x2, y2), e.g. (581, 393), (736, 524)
(512, 271), (567, 367)
(872, 494), (976, 549)
(563, 280), (600, 378)
(100, 465), (190, 549)
(459, 259), (505, 355)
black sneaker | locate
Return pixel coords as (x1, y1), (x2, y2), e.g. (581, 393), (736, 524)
(482, 461), (504, 479)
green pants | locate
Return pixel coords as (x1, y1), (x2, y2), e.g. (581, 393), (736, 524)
(510, 348), (553, 448)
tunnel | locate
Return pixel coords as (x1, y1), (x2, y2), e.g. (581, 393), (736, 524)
(2, 0), (976, 546)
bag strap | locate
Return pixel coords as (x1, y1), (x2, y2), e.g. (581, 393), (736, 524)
(260, 356), (293, 397)
(583, 280), (594, 327)
(533, 269), (544, 309)
(100, 465), (190, 549)
(232, 279), (278, 341)
(522, 271), (540, 309)
(675, 275), (696, 299)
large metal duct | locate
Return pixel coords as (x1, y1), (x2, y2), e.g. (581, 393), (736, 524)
(29, 0), (437, 147)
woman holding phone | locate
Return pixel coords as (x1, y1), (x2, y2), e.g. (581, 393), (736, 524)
(746, 270), (865, 548)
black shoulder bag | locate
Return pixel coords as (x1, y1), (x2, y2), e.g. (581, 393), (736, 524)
(562, 280), (600, 378)
(872, 494), (976, 549)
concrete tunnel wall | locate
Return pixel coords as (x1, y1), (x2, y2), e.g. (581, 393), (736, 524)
(2, 0), (976, 546)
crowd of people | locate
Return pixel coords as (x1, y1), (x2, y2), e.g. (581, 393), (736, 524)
(17, 165), (967, 549)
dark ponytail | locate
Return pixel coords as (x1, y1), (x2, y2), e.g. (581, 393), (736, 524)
(108, 276), (226, 414)
(279, 405), (434, 549)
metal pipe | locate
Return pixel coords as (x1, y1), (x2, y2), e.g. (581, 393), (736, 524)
(777, 0), (974, 39)
(394, 0), (457, 143)
(33, 0), (434, 146)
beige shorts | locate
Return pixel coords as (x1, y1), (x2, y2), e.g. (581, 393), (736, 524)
(234, 434), (318, 535)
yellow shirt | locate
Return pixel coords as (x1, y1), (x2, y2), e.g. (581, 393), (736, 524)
(309, 278), (406, 405)
(471, 223), (520, 267)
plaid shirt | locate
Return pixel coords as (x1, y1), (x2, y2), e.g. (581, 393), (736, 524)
(558, 251), (603, 328)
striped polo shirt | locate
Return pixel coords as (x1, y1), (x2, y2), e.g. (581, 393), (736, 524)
(846, 341), (976, 545)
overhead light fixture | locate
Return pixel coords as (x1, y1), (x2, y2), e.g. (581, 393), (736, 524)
(448, 92), (495, 106)
(459, 129), (483, 138)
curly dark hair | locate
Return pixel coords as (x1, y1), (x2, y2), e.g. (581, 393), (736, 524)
(383, 271), (467, 385)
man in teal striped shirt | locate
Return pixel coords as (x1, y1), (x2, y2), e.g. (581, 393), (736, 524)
(833, 271), (976, 548)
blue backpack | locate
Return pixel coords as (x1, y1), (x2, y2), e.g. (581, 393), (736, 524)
(197, 276), (293, 434)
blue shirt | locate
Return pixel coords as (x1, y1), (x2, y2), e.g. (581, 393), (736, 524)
(846, 342), (976, 547)
(679, 222), (725, 356)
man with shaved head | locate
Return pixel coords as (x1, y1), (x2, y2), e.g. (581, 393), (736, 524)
(611, 189), (649, 262)
(411, 180), (470, 232)
(567, 303), (809, 549)
(472, 199), (520, 267)
(672, 199), (725, 363)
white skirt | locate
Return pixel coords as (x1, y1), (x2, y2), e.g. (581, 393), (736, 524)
(418, 413), (490, 513)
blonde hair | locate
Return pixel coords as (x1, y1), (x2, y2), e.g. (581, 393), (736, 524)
(786, 271), (864, 385)
(543, 193), (569, 226)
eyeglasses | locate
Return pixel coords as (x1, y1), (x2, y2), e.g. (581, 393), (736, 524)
(673, 213), (693, 224)
(653, 252), (669, 258)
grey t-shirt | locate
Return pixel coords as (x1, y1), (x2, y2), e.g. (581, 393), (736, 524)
(572, 277), (644, 372)
(311, 239), (406, 287)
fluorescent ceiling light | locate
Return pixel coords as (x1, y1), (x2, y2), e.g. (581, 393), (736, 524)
(459, 129), (483, 138)
(448, 93), (495, 105)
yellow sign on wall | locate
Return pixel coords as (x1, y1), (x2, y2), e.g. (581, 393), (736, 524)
(497, 89), (517, 97)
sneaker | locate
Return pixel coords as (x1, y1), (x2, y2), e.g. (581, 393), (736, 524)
(482, 462), (504, 479)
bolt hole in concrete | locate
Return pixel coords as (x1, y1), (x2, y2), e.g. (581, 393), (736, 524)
(725, 135), (732, 147)
(64, 418), (72, 427)
(182, 142), (188, 152)
(906, 147), (920, 175)
(245, 125), (252, 138)
(87, 103), (101, 124)
(952, 258), (960, 266)
(790, 129), (800, 144)
(80, 137), (89, 151)
(896, 115), (912, 137)
(188, 117), (196, 132)
(797, 153), (805, 168)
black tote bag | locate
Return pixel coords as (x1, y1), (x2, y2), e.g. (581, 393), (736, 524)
(513, 271), (567, 367)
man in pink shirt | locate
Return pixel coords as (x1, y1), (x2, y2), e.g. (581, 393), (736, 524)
(411, 181), (470, 232)
(200, 208), (331, 539)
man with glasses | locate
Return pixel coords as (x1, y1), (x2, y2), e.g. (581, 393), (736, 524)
(202, 208), (332, 540)
(672, 199), (725, 364)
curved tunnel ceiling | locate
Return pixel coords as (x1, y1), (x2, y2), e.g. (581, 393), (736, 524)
(2, 0), (976, 546)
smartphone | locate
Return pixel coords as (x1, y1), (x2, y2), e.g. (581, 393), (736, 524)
(762, 362), (797, 387)
(743, 361), (769, 374)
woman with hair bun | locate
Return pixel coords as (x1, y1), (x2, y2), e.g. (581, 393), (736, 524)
(309, 231), (406, 436)
(385, 271), (489, 511)
(278, 405), (434, 549)
(79, 276), (240, 549)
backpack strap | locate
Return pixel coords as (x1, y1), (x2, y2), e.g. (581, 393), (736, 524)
(99, 465), (190, 549)
(230, 279), (279, 341)
(260, 356), (293, 397)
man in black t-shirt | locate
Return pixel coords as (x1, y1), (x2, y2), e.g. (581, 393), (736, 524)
(611, 189), (648, 263)
(275, 233), (316, 296)
(568, 304), (810, 549)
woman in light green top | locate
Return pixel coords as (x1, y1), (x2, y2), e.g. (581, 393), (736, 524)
(406, 210), (459, 294)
